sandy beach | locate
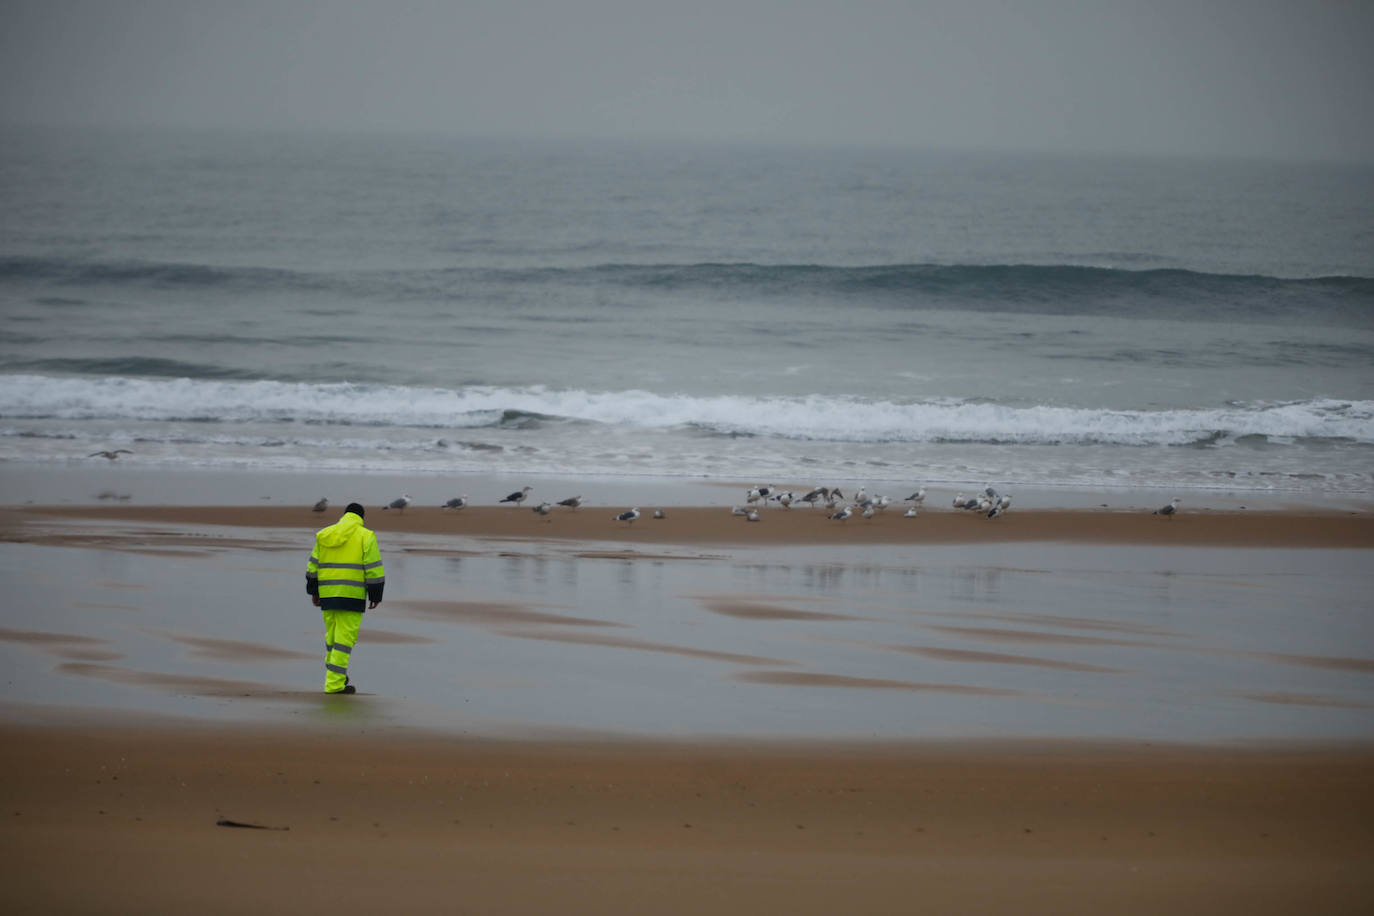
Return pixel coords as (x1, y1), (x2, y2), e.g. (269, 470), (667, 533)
(4, 476), (1373, 913)
(3, 722), (1372, 915)
(9, 500), (1374, 548)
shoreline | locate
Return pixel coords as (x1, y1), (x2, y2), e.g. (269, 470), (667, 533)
(7, 501), (1374, 549)
(4, 460), (1369, 513)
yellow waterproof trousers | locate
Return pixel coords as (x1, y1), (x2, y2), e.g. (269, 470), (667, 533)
(322, 609), (362, 693)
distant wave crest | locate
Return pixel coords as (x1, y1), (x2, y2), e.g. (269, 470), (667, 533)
(8, 255), (1370, 322)
(3, 375), (1370, 448)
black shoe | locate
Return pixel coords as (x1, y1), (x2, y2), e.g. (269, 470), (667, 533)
(340, 685), (356, 695)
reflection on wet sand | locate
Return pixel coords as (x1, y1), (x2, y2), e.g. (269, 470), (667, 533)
(58, 662), (295, 698)
(395, 599), (626, 629)
(927, 624), (1166, 649)
(497, 628), (789, 667)
(0, 627), (124, 662)
(360, 628), (439, 645)
(699, 599), (864, 622)
(734, 670), (1021, 695)
(1251, 652), (1374, 674)
(157, 632), (315, 662)
(1241, 691), (1372, 709)
(952, 610), (1189, 639)
(887, 644), (1121, 674)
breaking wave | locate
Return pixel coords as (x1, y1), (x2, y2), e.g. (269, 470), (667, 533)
(4, 375), (1370, 448)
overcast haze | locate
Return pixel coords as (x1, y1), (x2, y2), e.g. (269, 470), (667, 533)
(2, 0), (1372, 161)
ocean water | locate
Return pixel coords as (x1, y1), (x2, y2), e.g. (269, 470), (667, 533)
(2, 126), (1372, 499)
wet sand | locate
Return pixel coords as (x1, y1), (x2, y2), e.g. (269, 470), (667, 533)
(4, 487), (1374, 912)
(3, 722), (1372, 915)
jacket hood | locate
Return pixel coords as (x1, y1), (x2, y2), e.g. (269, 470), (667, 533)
(318, 511), (364, 547)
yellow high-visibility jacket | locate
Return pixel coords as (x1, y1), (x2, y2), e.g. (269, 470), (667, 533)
(306, 511), (385, 612)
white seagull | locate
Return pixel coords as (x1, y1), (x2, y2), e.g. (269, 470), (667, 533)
(731, 505), (750, 516)
(746, 509), (761, 522)
(312, 498), (329, 513)
(556, 495), (583, 511)
(903, 506), (918, 518)
(905, 488), (927, 505)
(1153, 497), (1181, 518)
(500, 486), (532, 506)
(442, 495), (468, 509)
(828, 505), (852, 522)
(746, 485), (777, 505)
(614, 507), (641, 525)
(861, 504), (876, 520)
(653, 509), (666, 519)
(384, 494), (412, 513)
(532, 501), (553, 516)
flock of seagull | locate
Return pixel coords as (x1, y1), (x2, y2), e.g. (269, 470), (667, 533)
(311, 487), (1184, 522)
(90, 449), (1179, 522)
(727, 484), (936, 523)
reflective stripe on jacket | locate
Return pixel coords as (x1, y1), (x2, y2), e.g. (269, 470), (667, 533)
(305, 511), (385, 612)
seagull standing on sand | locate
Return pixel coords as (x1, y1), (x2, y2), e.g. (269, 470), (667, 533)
(800, 487), (828, 508)
(89, 449), (133, 460)
(861, 504), (876, 520)
(442, 496), (468, 509)
(905, 487), (927, 505)
(384, 494), (412, 513)
(312, 498), (329, 513)
(828, 505), (852, 522)
(556, 495), (583, 511)
(532, 501), (552, 517)
(904, 506), (918, 518)
(500, 486), (532, 506)
(746, 509), (761, 522)
(653, 509), (666, 519)
(614, 507), (641, 525)
(1153, 497), (1181, 518)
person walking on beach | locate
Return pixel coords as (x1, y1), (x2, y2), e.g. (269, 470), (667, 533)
(305, 502), (385, 695)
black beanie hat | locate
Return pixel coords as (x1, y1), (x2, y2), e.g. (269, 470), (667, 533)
(345, 502), (366, 519)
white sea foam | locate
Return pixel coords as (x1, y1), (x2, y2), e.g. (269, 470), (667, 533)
(4, 375), (1372, 447)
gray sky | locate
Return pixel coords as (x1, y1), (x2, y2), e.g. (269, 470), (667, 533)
(2, 0), (1371, 161)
